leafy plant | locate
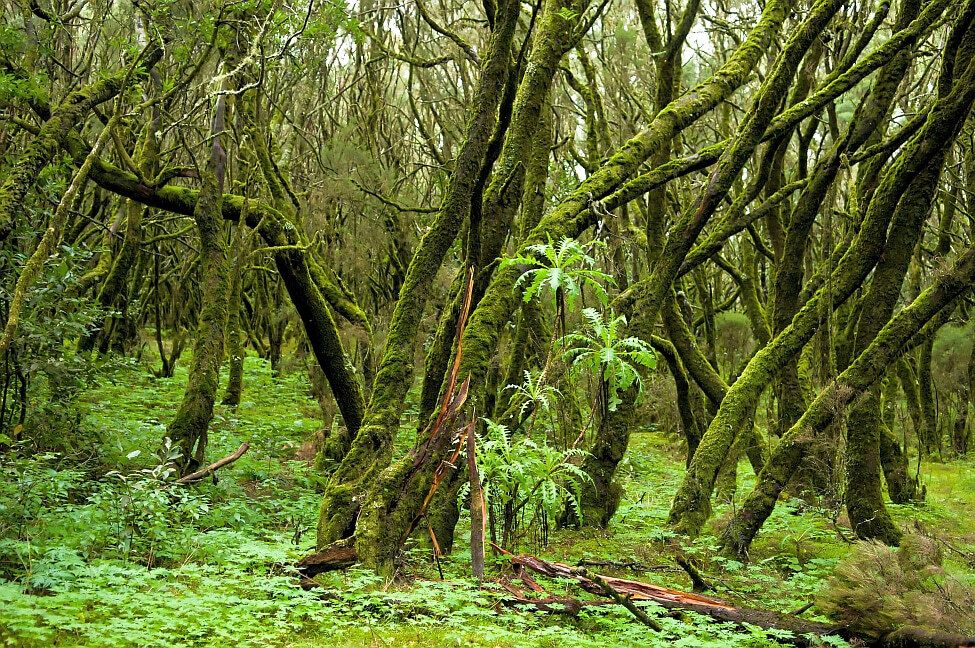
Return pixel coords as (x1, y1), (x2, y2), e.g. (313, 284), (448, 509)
(88, 438), (210, 564)
(504, 236), (614, 315)
(503, 369), (562, 434)
(564, 308), (656, 413)
(461, 418), (591, 549)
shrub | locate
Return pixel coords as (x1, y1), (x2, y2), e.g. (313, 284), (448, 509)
(818, 533), (975, 637)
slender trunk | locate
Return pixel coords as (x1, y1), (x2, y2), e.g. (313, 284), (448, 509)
(166, 83), (232, 473)
(222, 228), (246, 407)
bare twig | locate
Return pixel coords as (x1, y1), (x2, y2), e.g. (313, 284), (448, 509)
(175, 443), (250, 484)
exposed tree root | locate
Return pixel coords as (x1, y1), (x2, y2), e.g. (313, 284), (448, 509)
(296, 538), (358, 580)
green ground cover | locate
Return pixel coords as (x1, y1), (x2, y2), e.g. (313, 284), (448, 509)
(2, 355), (972, 647)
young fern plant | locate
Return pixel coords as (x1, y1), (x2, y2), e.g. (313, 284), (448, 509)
(565, 308), (656, 414)
(503, 369), (562, 435)
(460, 418), (591, 550)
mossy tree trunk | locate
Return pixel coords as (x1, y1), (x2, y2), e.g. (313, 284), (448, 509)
(166, 86), (233, 474)
(316, 0), (523, 549)
(845, 2), (975, 540)
(845, 160), (943, 542)
(666, 0), (975, 535)
(222, 225), (246, 407)
(457, 0), (793, 536)
(720, 239), (975, 558)
(350, 0), (590, 573)
(771, 0), (918, 497)
(959, 328), (975, 454)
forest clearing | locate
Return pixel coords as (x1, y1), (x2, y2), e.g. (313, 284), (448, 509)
(2, 0), (975, 645)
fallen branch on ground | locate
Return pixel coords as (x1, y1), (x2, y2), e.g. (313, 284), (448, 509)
(505, 552), (975, 648)
(585, 569), (662, 631)
(175, 443), (249, 484)
(674, 554), (714, 592)
(576, 558), (674, 572)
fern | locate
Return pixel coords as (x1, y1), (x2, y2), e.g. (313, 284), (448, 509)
(460, 419), (592, 549)
(564, 308), (656, 412)
(503, 236), (614, 310)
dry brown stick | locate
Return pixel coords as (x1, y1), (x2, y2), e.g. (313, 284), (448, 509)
(467, 420), (486, 582)
(175, 442), (250, 484)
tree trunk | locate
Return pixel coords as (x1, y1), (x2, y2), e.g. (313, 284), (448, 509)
(222, 227), (246, 407)
(316, 0), (522, 551)
(668, 16), (975, 534)
(166, 83), (232, 474)
(721, 241), (975, 558)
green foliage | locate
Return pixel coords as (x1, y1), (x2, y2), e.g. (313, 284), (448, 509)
(461, 418), (590, 549)
(0, 26), (49, 105)
(0, 350), (970, 648)
(931, 323), (973, 394)
(818, 533), (975, 637)
(1, 242), (106, 454)
(90, 438), (212, 563)
(715, 311), (754, 376)
(503, 369), (562, 432)
(504, 236), (614, 310)
(565, 308), (656, 412)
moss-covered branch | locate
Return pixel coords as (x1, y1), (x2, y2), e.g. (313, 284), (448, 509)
(721, 242), (975, 558)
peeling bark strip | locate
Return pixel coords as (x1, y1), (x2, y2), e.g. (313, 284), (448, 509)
(467, 423), (486, 581)
(506, 553), (975, 648)
(356, 269), (477, 571)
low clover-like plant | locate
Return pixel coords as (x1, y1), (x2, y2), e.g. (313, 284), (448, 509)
(564, 308), (656, 413)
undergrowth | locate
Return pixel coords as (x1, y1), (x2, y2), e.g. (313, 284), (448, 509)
(0, 353), (973, 646)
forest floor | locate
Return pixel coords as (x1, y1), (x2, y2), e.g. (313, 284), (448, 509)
(2, 355), (974, 647)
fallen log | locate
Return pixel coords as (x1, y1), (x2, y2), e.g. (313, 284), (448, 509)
(296, 538), (358, 579)
(291, 541), (975, 647)
(496, 577), (592, 615)
(507, 553), (975, 648)
(176, 442), (250, 484)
